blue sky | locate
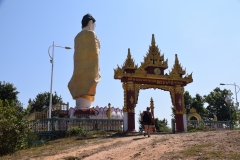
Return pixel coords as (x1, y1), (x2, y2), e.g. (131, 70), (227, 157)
(1, 0), (240, 130)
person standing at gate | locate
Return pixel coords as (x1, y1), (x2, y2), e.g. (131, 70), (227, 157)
(141, 107), (153, 137)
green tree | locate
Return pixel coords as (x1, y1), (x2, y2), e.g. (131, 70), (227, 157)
(191, 94), (207, 119)
(28, 91), (63, 113)
(232, 110), (240, 127)
(0, 100), (29, 155)
(138, 111), (144, 131)
(204, 87), (234, 121)
(184, 91), (193, 115)
(0, 81), (19, 103)
(184, 91), (206, 119)
(0, 81), (24, 117)
(24, 104), (32, 116)
(154, 118), (171, 133)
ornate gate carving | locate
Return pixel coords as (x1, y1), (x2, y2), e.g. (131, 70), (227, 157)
(114, 34), (193, 132)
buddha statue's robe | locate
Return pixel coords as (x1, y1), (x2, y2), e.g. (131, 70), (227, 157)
(68, 30), (100, 102)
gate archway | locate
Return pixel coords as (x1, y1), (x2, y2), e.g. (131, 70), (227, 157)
(114, 34), (193, 132)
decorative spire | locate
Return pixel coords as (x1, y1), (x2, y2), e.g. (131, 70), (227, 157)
(150, 97), (155, 119)
(150, 97), (154, 109)
(140, 34), (168, 69)
(122, 48), (138, 70)
(175, 54), (180, 66)
(127, 48), (131, 59)
(113, 64), (124, 79)
(114, 48), (137, 78)
(170, 54), (186, 76)
(151, 34), (155, 46)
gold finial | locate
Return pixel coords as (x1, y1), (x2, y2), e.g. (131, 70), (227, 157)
(175, 54), (179, 64)
(127, 48), (131, 58)
(151, 34), (155, 46)
(150, 97), (153, 101)
(190, 107), (196, 113)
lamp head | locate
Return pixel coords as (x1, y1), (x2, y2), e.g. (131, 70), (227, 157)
(65, 47), (71, 49)
(220, 83), (225, 85)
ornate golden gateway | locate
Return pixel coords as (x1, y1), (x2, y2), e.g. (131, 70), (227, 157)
(114, 34), (193, 132)
(114, 34), (193, 108)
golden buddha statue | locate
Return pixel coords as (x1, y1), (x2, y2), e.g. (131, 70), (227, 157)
(68, 14), (101, 108)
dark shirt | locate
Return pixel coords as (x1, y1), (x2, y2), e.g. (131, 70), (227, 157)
(143, 111), (152, 125)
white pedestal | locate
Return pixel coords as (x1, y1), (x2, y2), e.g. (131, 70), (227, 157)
(75, 97), (91, 108)
(123, 112), (128, 132)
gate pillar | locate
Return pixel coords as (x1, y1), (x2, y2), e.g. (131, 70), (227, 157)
(174, 85), (186, 132)
(125, 82), (136, 132)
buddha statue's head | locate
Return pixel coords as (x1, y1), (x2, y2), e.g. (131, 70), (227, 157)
(81, 13), (96, 31)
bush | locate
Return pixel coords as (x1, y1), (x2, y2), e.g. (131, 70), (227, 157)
(65, 127), (91, 138)
(0, 100), (29, 156)
(187, 125), (198, 132)
(154, 118), (170, 132)
(187, 124), (204, 132)
(161, 126), (172, 133)
(66, 127), (82, 137)
(24, 130), (39, 148)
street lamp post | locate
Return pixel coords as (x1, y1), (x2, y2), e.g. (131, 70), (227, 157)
(48, 41), (71, 120)
(220, 82), (240, 129)
(220, 83), (240, 109)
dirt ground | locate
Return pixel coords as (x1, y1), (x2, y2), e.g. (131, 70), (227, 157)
(3, 130), (240, 160)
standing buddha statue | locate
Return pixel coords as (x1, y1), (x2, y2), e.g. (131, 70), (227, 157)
(68, 13), (101, 109)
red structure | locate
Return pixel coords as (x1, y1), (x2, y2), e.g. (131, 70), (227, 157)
(114, 34), (193, 132)
(150, 97), (156, 132)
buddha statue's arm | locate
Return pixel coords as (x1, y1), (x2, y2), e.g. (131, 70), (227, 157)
(96, 36), (100, 49)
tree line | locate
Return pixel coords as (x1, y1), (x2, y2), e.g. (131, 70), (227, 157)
(184, 87), (239, 124)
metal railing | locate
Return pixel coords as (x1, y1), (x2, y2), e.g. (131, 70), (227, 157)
(187, 120), (231, 130)
(28, 118), (123, 133)
(171, 120), (232, 134)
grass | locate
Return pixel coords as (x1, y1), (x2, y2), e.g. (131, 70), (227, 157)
(151, 137), (169, 145)
(112, 140), (123, 145)
(3, 130), (240, 160)
(228, 153), (240, 159)
(165, 142), (240, 160)
(140, 147), (146, 151)
(1, 130), (120, 159)
(2, 136), (87, 159)
(63, 156), (80, 160)
(180, 143), (212, 156)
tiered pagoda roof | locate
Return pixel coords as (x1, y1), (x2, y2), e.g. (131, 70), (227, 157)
(114, 34), (193, 85)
